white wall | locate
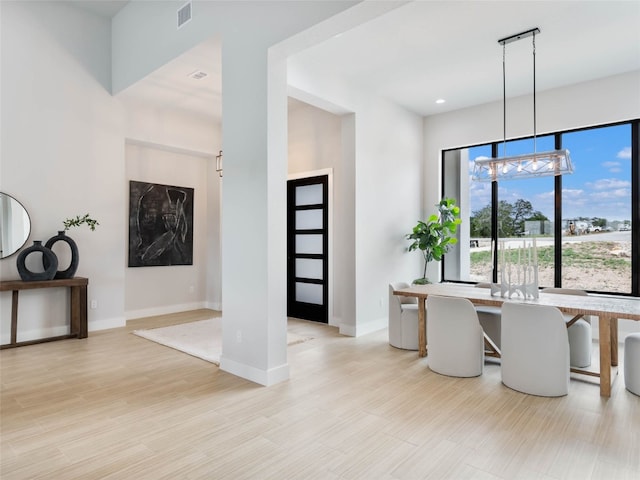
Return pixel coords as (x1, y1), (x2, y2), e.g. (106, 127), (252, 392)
(124, 142), (211, 318)
(288, 98), (342, 175)
(423, 71), (640, 161)
(423, 71), (640, 283)
(352, 97), (423, 335)
(0, 1), (126, 340)
(0, 2), (223, 344)
(423, 70), (640, 336)
(122, 102), (222, 317)
(288, 61), (424, 336)
(288, 98), (342, 327)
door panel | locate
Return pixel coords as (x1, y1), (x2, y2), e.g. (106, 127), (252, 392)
(295, 258), (323, 279)
(287, 175), (328, 323)
(295, 234), (323, 254)
(295, 183), (323, 205)
(295, 209), (323, 229)
(295, 282), (323, 304)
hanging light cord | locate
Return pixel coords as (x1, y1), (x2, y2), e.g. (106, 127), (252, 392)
(501, 30), (539, 159)
(502, 42), (507, 158)
(532, 31), (537, 156)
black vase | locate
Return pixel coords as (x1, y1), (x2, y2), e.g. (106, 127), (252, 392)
(16, 240), (59, 281)
(44, 231), (79, 279)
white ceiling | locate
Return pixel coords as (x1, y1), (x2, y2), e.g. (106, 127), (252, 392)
(118, 36), (223, 121)
(68, 0), (129, 18)
(289, 1), (640, 116)
(113, 1), (640, 120)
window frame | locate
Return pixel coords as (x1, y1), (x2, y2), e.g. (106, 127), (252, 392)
(441, 119), (639, 297)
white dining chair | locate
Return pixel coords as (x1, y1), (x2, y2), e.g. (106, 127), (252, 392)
(388, 283), (421, 350)
(426, 295), (484, 377)
(624, 333), (640, 396)
(541, 288), (593, 368)
(501, 302), (570, 397)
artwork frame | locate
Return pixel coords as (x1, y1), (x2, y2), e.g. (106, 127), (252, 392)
(128, 180), (194, 267)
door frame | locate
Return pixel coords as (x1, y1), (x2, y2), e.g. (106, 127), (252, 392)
(287, 168), (333, 325)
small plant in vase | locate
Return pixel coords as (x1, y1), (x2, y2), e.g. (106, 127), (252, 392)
(17, 214), (100, 281)
(63, 214), (100, 231)
(45, 214), (99, 279)
(406, 198), (461, 285)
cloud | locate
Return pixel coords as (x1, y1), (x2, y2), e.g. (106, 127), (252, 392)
(469, 181), (492, 210)
(617, 146), (631, 159)
(536, 190), (555, 200)
(585, 178), (631, 190)
(562, 189), (588, 207)
(601, 161), (622, 173)
(559, 185), (631, 219)
(592, 188), (630, 200)
(561, 188), (584, 196)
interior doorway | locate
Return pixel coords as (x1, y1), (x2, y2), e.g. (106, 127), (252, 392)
(287, 175), (329, 323)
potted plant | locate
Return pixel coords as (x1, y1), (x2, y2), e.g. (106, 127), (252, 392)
(62, 213), (100, 232)
(406, 198), (461, 285)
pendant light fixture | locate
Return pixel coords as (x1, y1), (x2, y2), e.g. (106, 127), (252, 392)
(472, 28), (573, 182)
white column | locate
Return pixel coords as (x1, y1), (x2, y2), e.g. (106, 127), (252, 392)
(218, 38), (288, 385)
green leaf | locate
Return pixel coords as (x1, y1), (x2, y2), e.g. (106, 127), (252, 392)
(405, 197), (461, 269)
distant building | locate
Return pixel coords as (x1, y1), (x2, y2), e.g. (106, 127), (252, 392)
(525, 220), (553, 235)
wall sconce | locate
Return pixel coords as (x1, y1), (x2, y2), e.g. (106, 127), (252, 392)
(472, 28), (573, 182)
(215, 150), (223, 177)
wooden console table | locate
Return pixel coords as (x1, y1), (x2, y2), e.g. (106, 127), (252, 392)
(0, 277), (88, 349)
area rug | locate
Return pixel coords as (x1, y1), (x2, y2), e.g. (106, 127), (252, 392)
(132, 318), (312, 365)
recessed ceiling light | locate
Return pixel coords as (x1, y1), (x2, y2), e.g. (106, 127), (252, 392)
(435, 99), (446, 104)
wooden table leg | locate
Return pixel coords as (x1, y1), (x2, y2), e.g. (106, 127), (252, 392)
(70, 286), (79, 337)
(611, 317), (618, 366)
(418, 299), (426, 357)
(79, 285), (88, 339)
(69, 285), (88, 339)
(599, 315), (613, 397)
(11, 290), (19, 345)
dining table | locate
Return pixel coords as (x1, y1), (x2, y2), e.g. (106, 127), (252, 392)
(393, 283), (640, 397)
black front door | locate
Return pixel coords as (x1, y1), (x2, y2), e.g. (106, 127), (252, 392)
(287, 175), (328, 323)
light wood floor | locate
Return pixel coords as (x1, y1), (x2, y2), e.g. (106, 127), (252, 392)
(1, 309), (639, 480)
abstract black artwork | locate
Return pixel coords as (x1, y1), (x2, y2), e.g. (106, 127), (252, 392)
(128, 181), (194, 267)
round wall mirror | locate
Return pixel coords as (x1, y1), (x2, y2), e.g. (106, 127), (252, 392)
(0, 192), (31, 259)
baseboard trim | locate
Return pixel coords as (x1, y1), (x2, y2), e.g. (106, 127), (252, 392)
(339, 316), (387, 337)
(206, 301), (222, 311)
(0, 325), (70, 345)
(219, 355), (290, 386)
(89, 316), (126, 332)
(0, 315), (126, 343)
(125, 302), (208, 320)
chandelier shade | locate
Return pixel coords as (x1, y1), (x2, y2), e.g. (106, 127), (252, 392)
(472, 149), (573, 182)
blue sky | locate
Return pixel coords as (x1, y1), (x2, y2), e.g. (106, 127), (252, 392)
(468, 123), (632, 222)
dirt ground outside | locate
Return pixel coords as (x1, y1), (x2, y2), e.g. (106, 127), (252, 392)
(470, 240), (632, 293)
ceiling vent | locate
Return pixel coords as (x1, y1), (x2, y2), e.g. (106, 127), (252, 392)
(177, 2), (192, 29)
(188, 70), (208, 80)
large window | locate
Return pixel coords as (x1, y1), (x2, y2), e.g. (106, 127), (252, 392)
(443, 120), (638, 296)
